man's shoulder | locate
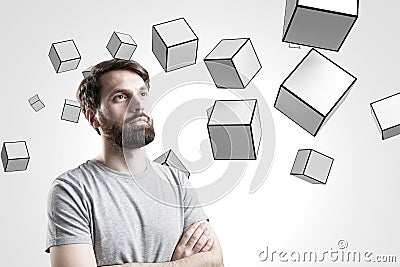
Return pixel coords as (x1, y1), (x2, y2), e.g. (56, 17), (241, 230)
(50, 159), (97, 191)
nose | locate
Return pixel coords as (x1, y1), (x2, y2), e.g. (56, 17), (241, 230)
(127, 93), (145, 113)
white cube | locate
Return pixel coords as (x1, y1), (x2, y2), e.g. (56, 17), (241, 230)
(274, 49), (356, 136)
(1, 141), (30, 172)
(152, 18), (198, 72)
(106, 31), (137, 60)
(204, 38), (261, 89)
(28, 94), (45, 112)
(290, 149), (333, 184)
(370, 92), (400, 140)
(49, 39), (81, 73)
(61, 99), (81, 123)
(154, 149), (190, 178)
(283, 0), (359, 51)
(207, 99), (262, 160)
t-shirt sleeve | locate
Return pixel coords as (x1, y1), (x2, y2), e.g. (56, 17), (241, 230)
(180, 173), (209, 228)
(45, 178), (92, 253)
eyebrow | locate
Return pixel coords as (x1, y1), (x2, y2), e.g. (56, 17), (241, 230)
(107, 86), (148, 97)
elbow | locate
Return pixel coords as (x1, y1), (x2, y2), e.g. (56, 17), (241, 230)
(215, 258), (224, 267)
(213, 258), (224, 267)
(212, 251), (224, 267)
(218, 256), (225, 267)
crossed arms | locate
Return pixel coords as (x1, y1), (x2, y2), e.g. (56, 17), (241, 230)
(50, 220), (224, 267)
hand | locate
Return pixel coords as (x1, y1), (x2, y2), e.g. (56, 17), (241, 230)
(171, 221), (214, 261)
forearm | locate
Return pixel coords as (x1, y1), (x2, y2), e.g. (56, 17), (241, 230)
(169, 250), (223, 267)
(103, 250), (223, 267)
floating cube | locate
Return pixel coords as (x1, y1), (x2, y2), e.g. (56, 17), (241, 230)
(61, 99), (81, 123)
(154, 149), (190, 178)
(207, 99), (262, 160)
(290, 149), (334, 184)
(49, 39), (81, 73)
(28, 94), (45, 112)
(106, 31), (137, 60)
(370, 92), (400, 140)
(204, 38), (261, 89)
(274, 49), (356, 136)
(82, 66), (92, 78)
(152, 18), (198, 72)
(1, 141), (30, 172)
(283, 0), (359, 51)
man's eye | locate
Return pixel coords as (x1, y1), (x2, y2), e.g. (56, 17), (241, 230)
(114, 95), (127, 101)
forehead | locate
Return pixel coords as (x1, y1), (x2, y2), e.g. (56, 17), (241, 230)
(99, 70), (147, 96)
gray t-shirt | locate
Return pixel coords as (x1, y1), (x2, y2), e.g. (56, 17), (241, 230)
(45, 157), (208, 266)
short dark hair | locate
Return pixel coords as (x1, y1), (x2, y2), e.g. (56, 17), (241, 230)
(76, 59), (150, 135)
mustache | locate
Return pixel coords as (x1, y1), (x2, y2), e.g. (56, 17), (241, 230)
(124, 113), (151, 124)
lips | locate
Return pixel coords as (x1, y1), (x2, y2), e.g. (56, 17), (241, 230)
(126, 115), (148, 124)
(131, 116), (147, 123)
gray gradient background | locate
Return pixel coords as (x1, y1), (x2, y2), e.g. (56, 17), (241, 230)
(0, 0), (398, 266)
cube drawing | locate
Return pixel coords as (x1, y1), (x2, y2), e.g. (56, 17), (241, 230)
(152, 18), (198, 72)
(61, 99), (81, 123)
(274, 49), (356, 136)
(204, 38), (261, 89)
(1, 141), (30, 172)
(283, 0), (359, 51)
(154, 149), (190, 178)
(370, 92), (400, 140)
(106, 31), (137, 60)
(290, 149), (333, 184)
(28, 94), (45, 112)
(49, 39), (81, 73)
(82, 66), (93, 78)
(207, 99), (262, 160)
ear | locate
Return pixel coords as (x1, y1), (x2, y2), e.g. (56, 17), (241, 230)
(86, 108), (100, 129)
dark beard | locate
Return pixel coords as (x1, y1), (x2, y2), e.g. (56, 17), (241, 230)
(98, 112), (155, 149)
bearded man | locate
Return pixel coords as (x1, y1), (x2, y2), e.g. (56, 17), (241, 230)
(45, 59), (224, 267)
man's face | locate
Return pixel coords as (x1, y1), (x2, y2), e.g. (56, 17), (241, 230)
(96, 70), (155, 149)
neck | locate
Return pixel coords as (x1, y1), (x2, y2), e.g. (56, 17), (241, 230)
(96, 137), (147, 175)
